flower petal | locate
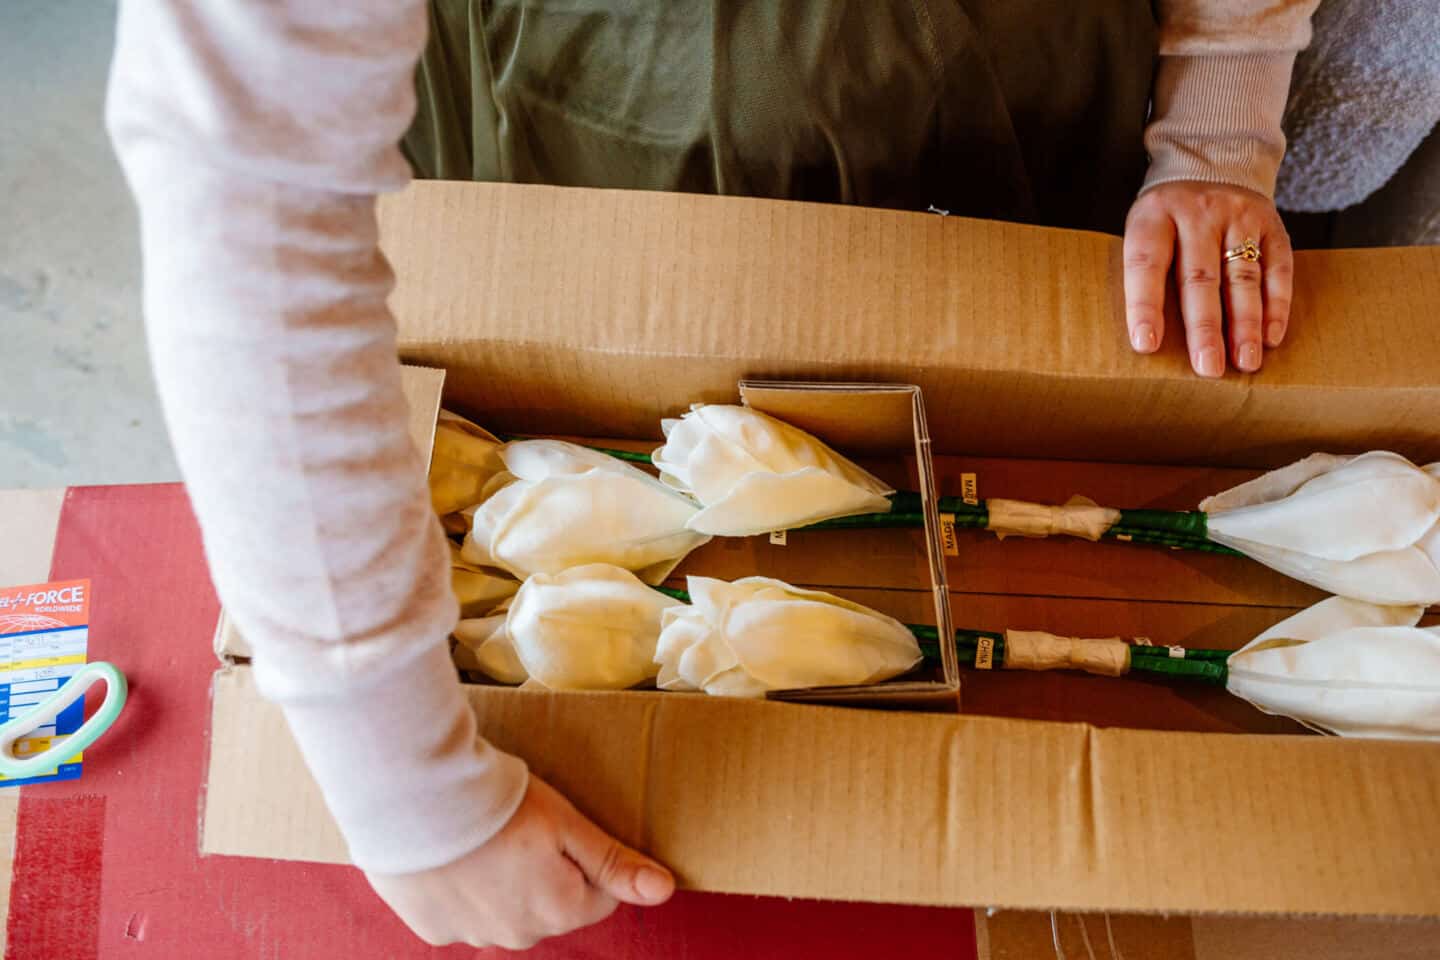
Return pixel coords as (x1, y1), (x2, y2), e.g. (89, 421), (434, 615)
(1199, 453), (1354, 514)
(1237, 596), (1424, 656)
(449, 542), (520, 618)
(1227, 624), (1440, 739)
(1206, 452), (1440, 561)
(428, 411), (507, 515)
(477, 471), (710, 580)
(507, 565), (681, 690)
(692, 405), (893, 496)
(687, 468), (894, 536)
(655, 607), (709, 691)
(460, 479), (527, 568)
(502, 438), (636, 481)
(723, 599), (922, 691)
(677, 427), (778, 506)
(658, 576), (922, 696)
(453, 611), (527, 684)
(652, 405), (894, 531)
(1212, 534), (1440, 606)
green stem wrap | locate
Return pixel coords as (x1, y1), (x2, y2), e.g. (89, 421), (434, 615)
(652, 587), (1230, 684)
(560, 440), (1238, 556)
(803, 496), (1238, 555)
(1116, 508), (1210, 540)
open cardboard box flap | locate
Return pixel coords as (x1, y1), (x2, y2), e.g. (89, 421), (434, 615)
(381, 181), (1440, 467)
(204, 182), (1440, 921)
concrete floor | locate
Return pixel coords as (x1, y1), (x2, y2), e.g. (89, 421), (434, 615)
(1, 1), (178, 490)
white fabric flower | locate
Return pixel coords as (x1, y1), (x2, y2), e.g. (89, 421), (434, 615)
(655, 576), (923, 697)
(652, 405), (894, 536)
(501, 564), (682, 690)
(1227, 596), (1439, 739)
(449, 542), (519, 618)
(462, 440), (711, 585)
(1201, 452), (1440, 605)
(452, 601), (526, 684)
(428, 411), (508, 516)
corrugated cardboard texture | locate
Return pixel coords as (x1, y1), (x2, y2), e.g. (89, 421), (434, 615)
(204, 668), (348, 863)
(379, 182), (1440, 467)
(203, 668), (1440, 917)
(213, 365), (446, 661)
(739, 382), (918, 456)
(397, 365), (446, 465)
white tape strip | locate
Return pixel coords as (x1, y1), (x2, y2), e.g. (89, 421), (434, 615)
(986, 497), (1121, 542)
(1003, 630), (1129, 677)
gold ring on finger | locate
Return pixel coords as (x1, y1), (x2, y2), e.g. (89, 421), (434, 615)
(1224, 237), (1262, 265)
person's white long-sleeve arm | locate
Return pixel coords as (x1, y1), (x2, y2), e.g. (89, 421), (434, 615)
(106, 0), (527, 874)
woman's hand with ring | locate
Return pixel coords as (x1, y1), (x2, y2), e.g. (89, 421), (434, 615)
(1122, 181), (1294, 377)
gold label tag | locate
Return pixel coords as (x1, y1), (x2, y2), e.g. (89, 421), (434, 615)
(940, 514), (959, 557)
(961, 472), (979, 506)
(975, 635), (995, 670)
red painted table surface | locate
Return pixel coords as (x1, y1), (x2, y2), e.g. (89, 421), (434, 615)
(6, 485), (977, 959)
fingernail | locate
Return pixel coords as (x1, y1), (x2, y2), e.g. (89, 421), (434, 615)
(1194, 348), (1223, 378)
(1266, 321), (1286, 346)
(1130, 323), (1157, 353)
(1238, 343), (1261, 372)
(635, 866), (674, 902)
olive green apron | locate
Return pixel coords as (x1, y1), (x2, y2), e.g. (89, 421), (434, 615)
(403, 1), (1156, 234)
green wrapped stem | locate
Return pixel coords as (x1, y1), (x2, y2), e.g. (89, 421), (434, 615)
(804, 502), (1239, 556)
(653, 586), (1229, 683)
(1104, 526), (1242, 556)
(911, 626), (1006, 670)
(937, 634), (1228, 683)
(562, 440), (1238, 556)
(1126, 656), (1227, 683)
(1116, 508), (1210, 540)
(574, 443), (654, 463)
(1128, 645), (1230, 663)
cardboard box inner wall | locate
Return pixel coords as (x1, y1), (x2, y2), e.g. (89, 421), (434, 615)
(204, 182), (1440, 920)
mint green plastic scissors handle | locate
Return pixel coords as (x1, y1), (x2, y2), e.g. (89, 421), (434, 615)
(0, 662), (127, 779)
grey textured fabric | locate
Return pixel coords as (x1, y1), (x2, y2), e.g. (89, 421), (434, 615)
(1334, 121), (1440, 245)
(1275, 0), (1440, 212)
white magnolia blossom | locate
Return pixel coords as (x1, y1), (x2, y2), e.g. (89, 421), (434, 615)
(462, 440), (711, 585)
(1227, 596), (1439, 739)
(655, 576), (923, 697)
(452, 600), (526, 684)
(449, 542), (518, 619)
(1202, 452), (1440, 605)
(653, 404), (894, 536)
(481, 564), (683, 690)
(428, 411), (509, 516)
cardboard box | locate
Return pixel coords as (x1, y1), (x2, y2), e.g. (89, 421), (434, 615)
(203, 182), (1440, 920)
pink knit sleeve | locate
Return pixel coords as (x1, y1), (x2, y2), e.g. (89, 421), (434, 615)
(1143, 1), (1321, 197)
(106, 0), (528, 874)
